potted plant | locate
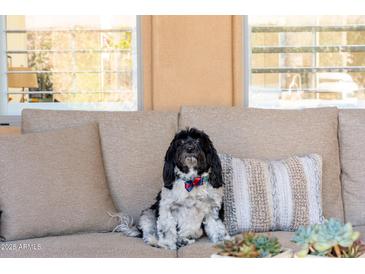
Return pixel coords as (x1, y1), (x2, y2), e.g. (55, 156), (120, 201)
(292, 218), (365, 258)
(212, 232), (292, 258)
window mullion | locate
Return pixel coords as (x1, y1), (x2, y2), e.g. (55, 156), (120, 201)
(0, 15), (8, 116)
(243, 15), (250, 108)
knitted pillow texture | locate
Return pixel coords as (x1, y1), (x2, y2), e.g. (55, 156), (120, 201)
(220, 153), (324, 235)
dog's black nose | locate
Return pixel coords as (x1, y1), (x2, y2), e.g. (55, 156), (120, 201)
(186, 145), (194, 153)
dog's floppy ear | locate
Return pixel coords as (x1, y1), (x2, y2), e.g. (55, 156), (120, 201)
(163, 138), (176, 190)
(201, 133), (223, 188)
(207, 147), (223, 188)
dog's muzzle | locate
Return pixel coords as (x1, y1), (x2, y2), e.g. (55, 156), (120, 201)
(184, 156), (198, 167)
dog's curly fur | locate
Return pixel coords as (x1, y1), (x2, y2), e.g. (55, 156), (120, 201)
(117, 128), (229, 250)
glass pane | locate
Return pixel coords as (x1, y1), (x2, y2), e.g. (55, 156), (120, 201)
(252, 53), (314, 68)
(252, 33), (314, 47)
(6, 15), (135, 30)
(250, 15), (365, 109)
(75, 52), (100, 71)
(75, 73), (101, 92)
(102, 52), (132, 72)
(102, 72), (133, 91)
(6, 33), (27, 51)
(27, 31), (71, 51)
(5, 15), (137, 112)
(251, 72), (365, 109)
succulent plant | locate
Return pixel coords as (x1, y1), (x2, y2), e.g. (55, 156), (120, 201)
(251, 234), (282, 257)
(342, 240), (365, 258)
(292, 218), (364, 258)
(215, 232), (282, 258)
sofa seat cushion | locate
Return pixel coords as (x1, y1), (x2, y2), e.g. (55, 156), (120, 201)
(0, 233), (176, 258)
(179, 106), (343, 221)
(354, 226), (365, 241)
(22, 109), (178, 221)
(177, 232), (298, 258)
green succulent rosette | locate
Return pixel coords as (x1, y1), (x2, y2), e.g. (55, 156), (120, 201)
(292, 218), (363, 258)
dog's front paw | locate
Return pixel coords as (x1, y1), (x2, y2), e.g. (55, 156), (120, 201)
(157, 240), (177, 250)
(223, 234), (232, 241)
(177, 237), (195, 248)
(209, 231), (229, 243)
(143, 234), (159, 247)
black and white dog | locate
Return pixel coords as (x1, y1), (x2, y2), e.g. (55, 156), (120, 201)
(117, 128), (229, 250)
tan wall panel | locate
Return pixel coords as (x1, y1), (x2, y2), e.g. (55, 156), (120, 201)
(142, 16), (242, 111)
(0, 127), (21, 135)
(232, 16), (243, 106)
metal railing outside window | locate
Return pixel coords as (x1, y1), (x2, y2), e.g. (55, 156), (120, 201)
(0, 15), (139, 118)
(248, 16), (365, 109)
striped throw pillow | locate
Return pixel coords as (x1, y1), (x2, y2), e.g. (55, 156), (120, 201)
(220, 153), (324, 235)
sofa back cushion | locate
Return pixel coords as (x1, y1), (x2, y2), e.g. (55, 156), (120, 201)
(179, 106), (343, 220)
(339, 110), (365, 226)
(0, 123), (117, 241)
(22, 109), (178, 221)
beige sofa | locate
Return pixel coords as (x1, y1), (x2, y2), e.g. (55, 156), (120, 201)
(1, 106), (365, 258)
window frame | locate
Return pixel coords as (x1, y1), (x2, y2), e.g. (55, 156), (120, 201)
(0, 15), (143, 124)
(243, 15), (250, 107)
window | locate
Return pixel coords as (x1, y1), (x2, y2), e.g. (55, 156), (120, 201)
(248, 16), (365, 108)
(0, 15), (139, 116)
